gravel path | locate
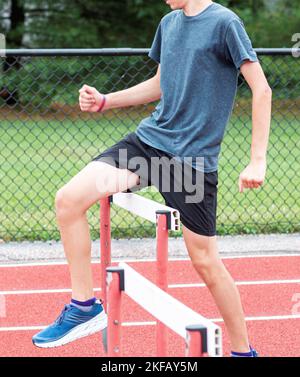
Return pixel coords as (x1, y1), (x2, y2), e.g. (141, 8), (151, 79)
(0, 233), (299, 264)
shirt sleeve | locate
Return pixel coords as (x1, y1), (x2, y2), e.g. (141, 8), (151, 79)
(148, 21), (162, 64)
(225, 18), (258, 69)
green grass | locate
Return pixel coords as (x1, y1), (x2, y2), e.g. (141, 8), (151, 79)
(0, 110), (299, 241)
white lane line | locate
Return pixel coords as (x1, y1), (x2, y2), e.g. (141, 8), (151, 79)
(120, 315), (300, 323)
(0, 253), (300, 268)
(0, 326), (47, 332)
(0, 260), (161, 268)
(215, 314), (300, 323)
(0, 288), (101, 295)
(1, 314), (300, 332)
(221, 253), (300, 260)
(169, 279), (300, 289)
(122, 321), (156, 327)
(1, 279), (300, 296)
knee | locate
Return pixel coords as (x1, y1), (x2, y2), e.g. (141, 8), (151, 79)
(189, 245), (222, 285)
(191, 251), (214, 275)
(55, 187), (81, 221)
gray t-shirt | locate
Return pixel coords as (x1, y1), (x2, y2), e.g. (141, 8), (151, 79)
(135, 2), (258, 172)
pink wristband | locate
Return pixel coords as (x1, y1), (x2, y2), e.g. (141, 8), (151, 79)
(97, 95), (107, 113)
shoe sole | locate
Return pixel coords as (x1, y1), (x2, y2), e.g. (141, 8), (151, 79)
(32, 311), (107, 348)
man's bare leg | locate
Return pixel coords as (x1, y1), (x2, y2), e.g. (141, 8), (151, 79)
(55, 161), (140, 301)
(182, 225), (250, 353)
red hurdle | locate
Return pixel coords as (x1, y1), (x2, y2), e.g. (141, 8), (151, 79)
(100, 196), (111, 311)
(106, 266), (124, 357)
(99, 193), (180, 355)
(105, 263), (222, 357)
(155, 210), (169, 357)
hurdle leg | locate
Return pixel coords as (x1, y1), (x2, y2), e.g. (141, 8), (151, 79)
(185, 325), (208, 357)
(100, 196), (112, 311)
(106, 267), (124, 357)
(155, 211), (170, 357)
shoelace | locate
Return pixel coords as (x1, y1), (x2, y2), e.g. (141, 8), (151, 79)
(54, 300), (101, 326)
(55, 305), (73, 325)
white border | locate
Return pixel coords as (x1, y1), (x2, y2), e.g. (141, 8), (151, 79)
(1, 314), (300, 333)
(1, 279), (300, 296)
(0, 253), (299, 268)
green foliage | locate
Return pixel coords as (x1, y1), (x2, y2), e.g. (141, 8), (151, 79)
(220, 0), (300, 47)
(0, 54), (154, 108)
(18, 0), (168, 48)
(1, 0), (299, 48)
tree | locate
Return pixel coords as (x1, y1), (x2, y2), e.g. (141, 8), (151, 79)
(0, 0), (299, 50)
(0, 0), (25, 106)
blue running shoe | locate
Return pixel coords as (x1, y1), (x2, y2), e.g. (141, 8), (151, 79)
(32, 299), (107, 348)
(251, 348), (259, 357)
(231, 346), (259, 357)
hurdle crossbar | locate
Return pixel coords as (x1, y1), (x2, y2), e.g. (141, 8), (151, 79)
(112, 193), (180, 231)
(115, 263), (222, 357)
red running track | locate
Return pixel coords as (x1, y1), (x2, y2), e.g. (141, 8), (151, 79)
(0, 255), (300, 357)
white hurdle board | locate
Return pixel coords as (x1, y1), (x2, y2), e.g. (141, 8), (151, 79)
(119, 262), (223, 357)
(112, 193), (180, 232)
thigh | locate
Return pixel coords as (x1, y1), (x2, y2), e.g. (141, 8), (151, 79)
(182, 224), (218, 258)
(60, 161), (140, 212)
(160, 168), (218, 237)
(93, 132), (153, 192)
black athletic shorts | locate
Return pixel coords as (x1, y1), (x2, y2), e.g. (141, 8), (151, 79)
(92, 132), (218, 236)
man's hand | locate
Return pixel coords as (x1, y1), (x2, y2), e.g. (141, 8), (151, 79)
(79, 85), (106, 113)
(239, 159), (267, 193)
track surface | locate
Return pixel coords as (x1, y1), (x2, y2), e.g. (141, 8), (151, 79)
(0, 255), (300, 357)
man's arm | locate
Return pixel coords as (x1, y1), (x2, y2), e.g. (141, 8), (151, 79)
(238, 61), (272, 193)
(79, 65), (161, 113)
(105, 65), (161, 110)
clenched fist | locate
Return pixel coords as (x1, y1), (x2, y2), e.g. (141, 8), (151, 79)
(79, 85), (106, 113)
(239, 159), (267, 193)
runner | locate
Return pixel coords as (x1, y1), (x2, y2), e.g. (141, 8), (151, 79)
(33, 1), (272, 357)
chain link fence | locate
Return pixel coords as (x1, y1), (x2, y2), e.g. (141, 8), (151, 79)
(0, 49), (299, 241)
